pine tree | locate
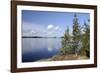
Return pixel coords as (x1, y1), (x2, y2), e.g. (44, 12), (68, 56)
(81, 20), (90, 57)
(60, 26), (72, 55)
(72, 14), (81, 56)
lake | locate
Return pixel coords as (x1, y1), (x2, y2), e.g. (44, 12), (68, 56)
(22, 38), (62, 62)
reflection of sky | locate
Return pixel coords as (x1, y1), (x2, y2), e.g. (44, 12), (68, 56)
(22, 38), (62, 62)
(22, 38), (61, 53)
(22, 10), (90, 37)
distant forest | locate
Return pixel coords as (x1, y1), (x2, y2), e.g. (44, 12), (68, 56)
(22, 36), (63, 38)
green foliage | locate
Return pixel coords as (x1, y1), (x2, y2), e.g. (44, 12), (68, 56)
(72, 14), (81, 55)
(60, 14), (90, 57)
(81, 21), (90, 57)
(60, 26), (72, 55)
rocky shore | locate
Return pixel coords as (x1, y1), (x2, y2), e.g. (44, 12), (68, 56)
(38, 54), (89, 62)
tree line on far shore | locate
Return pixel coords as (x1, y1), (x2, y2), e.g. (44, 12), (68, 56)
(60, 14), (90, 58)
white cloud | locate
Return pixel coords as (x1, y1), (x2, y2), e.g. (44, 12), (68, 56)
(22, 21), (46, 36)
(47, 24), (54, 31)
(55, 26), (60, 30)
(22, 22), (61, 37)
(31, 30), (37, 34)
(47, 24), (60, 31)
(47, 24), (60, 37)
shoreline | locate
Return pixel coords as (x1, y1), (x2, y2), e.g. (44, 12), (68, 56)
(38, 54), (89, 62)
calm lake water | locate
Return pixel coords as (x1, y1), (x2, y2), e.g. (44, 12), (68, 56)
(22, 38), (62, 62)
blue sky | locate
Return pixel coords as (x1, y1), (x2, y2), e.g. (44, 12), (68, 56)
(22, 10), (90, 37)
